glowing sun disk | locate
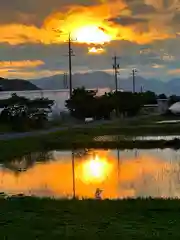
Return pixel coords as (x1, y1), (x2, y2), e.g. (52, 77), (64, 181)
(73, 25), (111, 44)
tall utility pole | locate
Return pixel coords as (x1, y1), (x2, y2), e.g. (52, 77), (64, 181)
(52, 29), (75, 97)
(112, 55), (120, 93)
(68, 33), (73, 97)
(132, 68), (137, 93)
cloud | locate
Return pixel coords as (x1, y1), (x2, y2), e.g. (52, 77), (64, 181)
(168, 68), (180, 75)
(0, 0), (98, 25)
(0, 69), (64, 79)
(0, 59), (47, 79)
(0, 60), (44, 68)
(108, 16), (148, 26)
(0, 0), (179, 80)
(0, 0), (176, 47)
(152, 64), (165, 69)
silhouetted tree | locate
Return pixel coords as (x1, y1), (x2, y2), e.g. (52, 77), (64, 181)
(66, 88), (160, 120)
(66, 87), (97, 119)
(0, 94), (54, 130)
(158, 93), (167, 99)
(169, 95), (180, 106)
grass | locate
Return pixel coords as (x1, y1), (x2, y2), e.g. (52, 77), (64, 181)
(1, 129), (180, 161)
(1, 114), (180, 161)
(0, 197), (180, 239)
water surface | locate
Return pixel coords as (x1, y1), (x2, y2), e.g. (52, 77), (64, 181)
(94, 135), (180, 141)
(1, 148), (180, 199)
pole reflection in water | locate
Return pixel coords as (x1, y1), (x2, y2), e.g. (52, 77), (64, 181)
(72, 151), (76, 199)
(117, 149), (120, 184)
(1, 149), (180, 199)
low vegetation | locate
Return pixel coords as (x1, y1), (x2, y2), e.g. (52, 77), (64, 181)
(0, 197), (180, 239)
(1, 129), (180, 161)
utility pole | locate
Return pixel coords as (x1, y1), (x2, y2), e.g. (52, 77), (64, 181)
(53, 29), (75, 98)
(112, 55), (120, 117)
(132, 68), (137, 93)
(68, 33), (73, 97)
(112, 55), (120, 93)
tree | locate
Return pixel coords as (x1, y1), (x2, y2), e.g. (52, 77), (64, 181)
(0, 94), (54, 130)
(114, 91), (142, 117)
(66, 88), (115, 120)
(66, 88), (160, 120)
(94, 92), (114, 120)
(158, 93), (167, 99)
(66, 87), (97, 119)
(169, 95), (180, 106)
(140, 91), (157, 105)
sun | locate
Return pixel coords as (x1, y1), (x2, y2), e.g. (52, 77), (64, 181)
(73, 25), (111, 45)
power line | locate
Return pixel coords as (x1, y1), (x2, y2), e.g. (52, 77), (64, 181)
(112, 55), (120, 93)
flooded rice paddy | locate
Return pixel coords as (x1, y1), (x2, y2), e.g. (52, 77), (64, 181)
(1, 148), (180, 199)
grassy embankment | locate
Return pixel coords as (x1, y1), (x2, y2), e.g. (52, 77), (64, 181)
(1, 126), (180, 161)
(1, 115), (180, 160)
(0, 197), (180, 239)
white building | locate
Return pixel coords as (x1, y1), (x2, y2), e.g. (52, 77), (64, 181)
(169, 102), (180, 114)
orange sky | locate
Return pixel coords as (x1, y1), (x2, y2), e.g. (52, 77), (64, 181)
(0, 0), (174, 47)
(0, 0), (180, 79)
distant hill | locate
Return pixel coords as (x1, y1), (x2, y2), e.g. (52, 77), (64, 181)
(0, 78), (40, 91)
(30, 71), (180, 95)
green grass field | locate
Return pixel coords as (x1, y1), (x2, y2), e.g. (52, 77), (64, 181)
(0, 197), (180, 239)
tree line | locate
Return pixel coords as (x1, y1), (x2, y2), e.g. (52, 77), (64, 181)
(66, 88), (180, 120)
(0, 90), (179, 131)
(65, 87), (159, 120)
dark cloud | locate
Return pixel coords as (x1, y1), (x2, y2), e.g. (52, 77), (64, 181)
(109, 16), (147, 26)
(130, 4), (156, 15)
(0, 0), (97, 25)
(172, 12), (180, 25)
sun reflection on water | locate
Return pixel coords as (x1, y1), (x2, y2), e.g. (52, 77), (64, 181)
(80, 154), (113, 183)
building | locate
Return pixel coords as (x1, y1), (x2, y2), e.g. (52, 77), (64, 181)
(157, 98), (169, 114)
(169, 102), (180, 114)
(141, 99), (169, 115)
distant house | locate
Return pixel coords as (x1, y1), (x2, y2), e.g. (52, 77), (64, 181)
(157, 98), (169, 114)
(141, 104), (158, 115)
(141, 99), (169, 115)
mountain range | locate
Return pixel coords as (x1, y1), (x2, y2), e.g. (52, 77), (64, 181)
(30, 71), (180, 96)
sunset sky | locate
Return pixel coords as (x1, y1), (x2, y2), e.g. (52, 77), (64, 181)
(0, 0), (180, 80)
